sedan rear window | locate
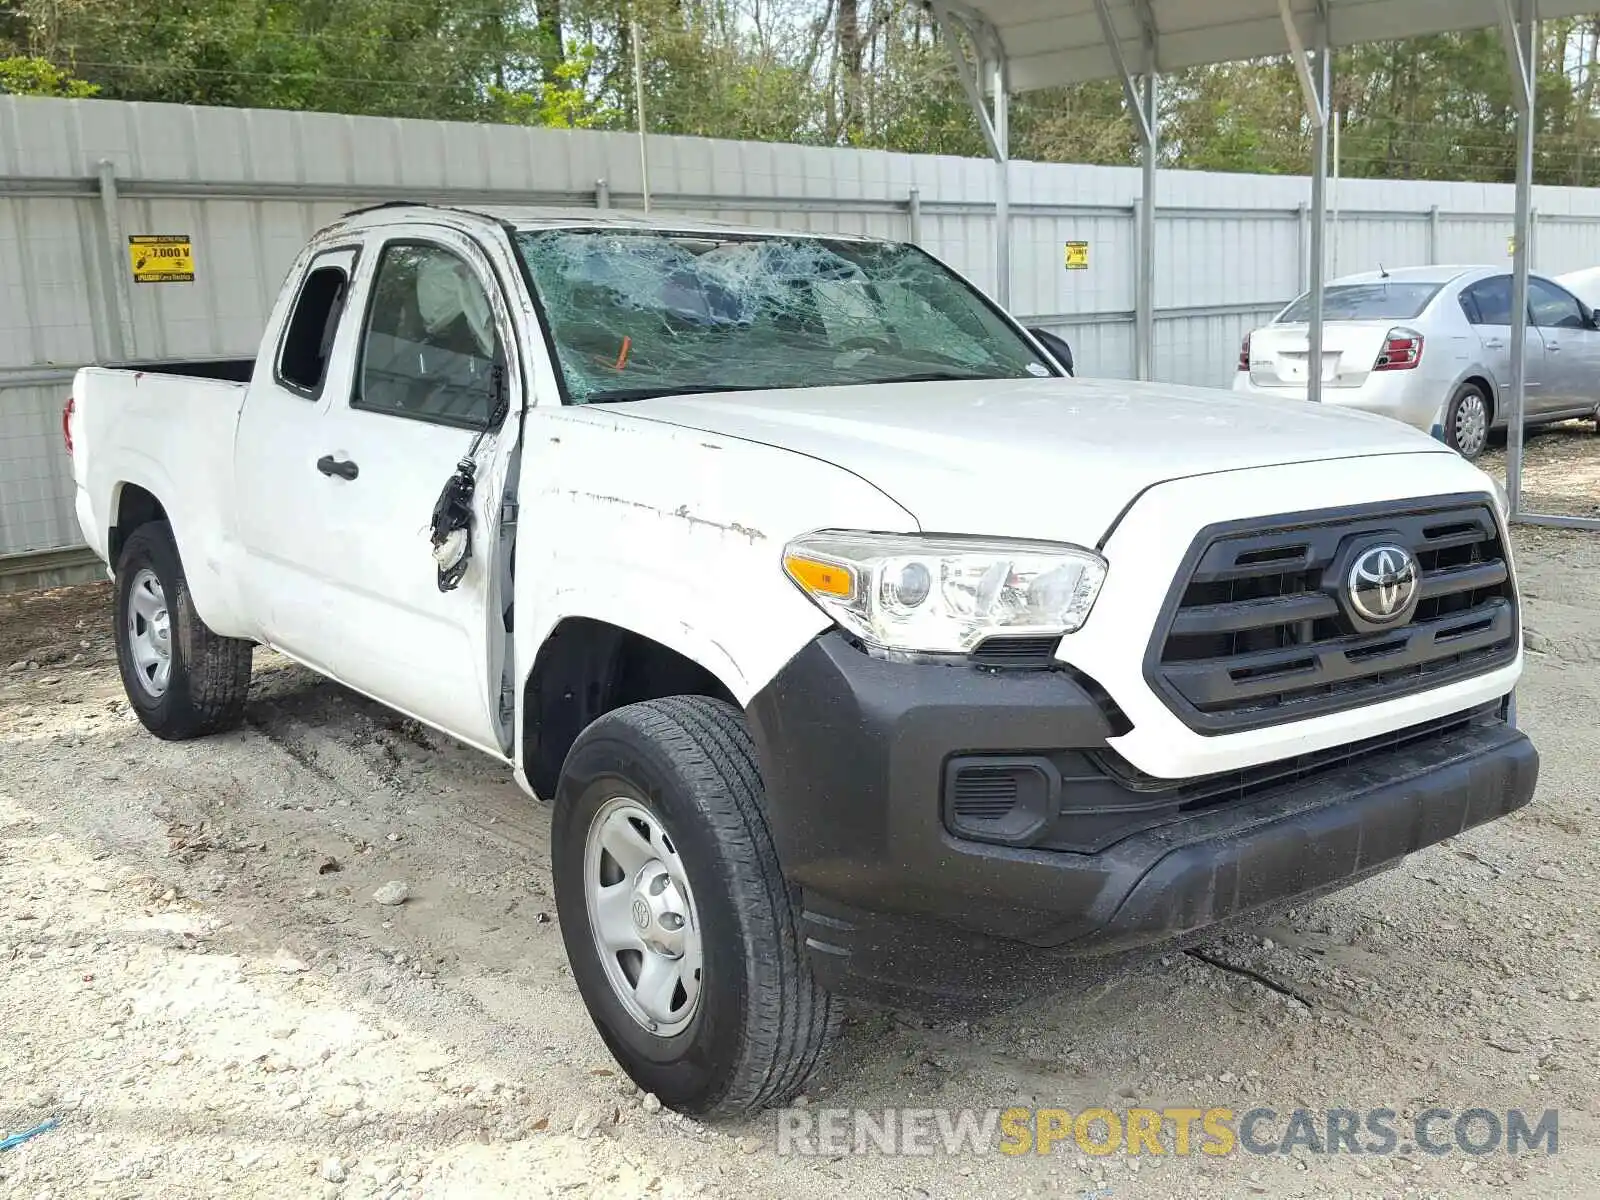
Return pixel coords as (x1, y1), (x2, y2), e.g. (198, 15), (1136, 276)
(1277, 282), (1441, 323)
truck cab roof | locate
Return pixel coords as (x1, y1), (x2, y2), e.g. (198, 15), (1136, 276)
(327, 201), (878, 246)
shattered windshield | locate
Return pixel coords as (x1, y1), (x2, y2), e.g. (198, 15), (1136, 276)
(514, 229), (1054, 404)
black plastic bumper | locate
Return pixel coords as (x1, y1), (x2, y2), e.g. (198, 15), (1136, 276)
(746, 633), (1538, 1008)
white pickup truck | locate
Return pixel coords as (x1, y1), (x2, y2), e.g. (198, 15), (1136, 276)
(67, 203), (1537, 1115)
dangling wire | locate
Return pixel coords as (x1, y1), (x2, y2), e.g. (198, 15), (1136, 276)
(430, 363), (508, 593)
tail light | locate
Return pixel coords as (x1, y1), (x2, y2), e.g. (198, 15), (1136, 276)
(1374, 328), (1424, 371)
(62, 395), (75, 455)
(1237, 332), (1251, 372)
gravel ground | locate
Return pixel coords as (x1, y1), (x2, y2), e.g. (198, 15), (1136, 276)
(1, 529), (1598, 1200)
(1480, 420), (1600, 519)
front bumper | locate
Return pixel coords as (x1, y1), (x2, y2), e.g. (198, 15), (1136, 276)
(746, 633), (1538, 1008)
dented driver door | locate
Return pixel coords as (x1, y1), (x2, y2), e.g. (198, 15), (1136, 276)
(274, 226), (524, 756)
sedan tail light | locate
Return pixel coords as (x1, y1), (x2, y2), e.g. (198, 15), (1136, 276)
(1237, 333), (1251, 371)
(62, 395), (75, 455)
(1373, 328), (1424, 371)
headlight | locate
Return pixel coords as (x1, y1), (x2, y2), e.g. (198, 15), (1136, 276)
(782, 531), (1107, 655)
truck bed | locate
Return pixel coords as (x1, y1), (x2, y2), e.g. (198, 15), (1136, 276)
(105, 358), (255, 384)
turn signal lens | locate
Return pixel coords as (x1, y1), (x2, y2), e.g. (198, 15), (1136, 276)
(62, 395), (75, 455)
(1237, 333), (1251, 372)
(783, 553), (854, 598)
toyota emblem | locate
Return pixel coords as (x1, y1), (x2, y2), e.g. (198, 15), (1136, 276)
(1347, 544), (1419, 624)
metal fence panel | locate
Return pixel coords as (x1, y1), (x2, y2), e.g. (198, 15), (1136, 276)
(8, 94), (1600, 580)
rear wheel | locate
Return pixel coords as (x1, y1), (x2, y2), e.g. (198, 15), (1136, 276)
(1444, 382), (1491, 459)
(552, 696), (839, 1116)
(114, 521), (252, 739)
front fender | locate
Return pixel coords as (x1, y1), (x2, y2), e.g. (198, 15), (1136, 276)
(512, 406), (917, 779)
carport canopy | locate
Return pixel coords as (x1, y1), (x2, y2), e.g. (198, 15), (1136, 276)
(929, 0), (1600, 527)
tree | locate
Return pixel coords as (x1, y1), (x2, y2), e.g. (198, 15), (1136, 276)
(3, 0), (1599, 188)
(0, 55), (98, 97)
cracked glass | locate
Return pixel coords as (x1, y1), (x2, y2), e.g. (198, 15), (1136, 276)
(514, 229), (1055, 404)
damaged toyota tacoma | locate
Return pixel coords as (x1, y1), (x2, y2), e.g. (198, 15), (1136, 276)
(66, 204), (1537, 1115)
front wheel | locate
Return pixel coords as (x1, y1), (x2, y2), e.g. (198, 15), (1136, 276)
(1444, 382), (1492, 459)
(551, 696), (840, 1116)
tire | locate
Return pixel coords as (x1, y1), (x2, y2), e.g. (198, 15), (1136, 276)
(552, 696), (840, 1116)
(1443, 382), (1492, 459)
(114, 520), (253, 740)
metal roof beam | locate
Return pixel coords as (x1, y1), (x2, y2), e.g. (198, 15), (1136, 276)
(934, 3), (1004, 162)
(1093, 0), (1153, 145)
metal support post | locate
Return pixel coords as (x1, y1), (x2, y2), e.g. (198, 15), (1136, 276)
(993, 53), (1011, 310)
(1428, 204), (1440, 264)
(1280, 0), (1330, 404)
(95, 160), (133, 362)
(907, 186), (923, 246)
(1094, 0), (1159, 380)
(1501, 0), (1535, 516)
(935, 2), (1012, 308)
(595, 179), (611, 210)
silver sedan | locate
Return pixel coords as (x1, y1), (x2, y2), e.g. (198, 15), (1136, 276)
(1232, 264), (1600, 458)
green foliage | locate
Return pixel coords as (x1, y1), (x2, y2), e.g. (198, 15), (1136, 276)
(0, 55), (99, 97)
(491, 44), (615, 129)
(4, 0), (1600, 187)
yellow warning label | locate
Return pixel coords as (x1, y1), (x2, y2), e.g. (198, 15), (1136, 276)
(1064, 240), (1090, 270)
(129, 235), (195, 283)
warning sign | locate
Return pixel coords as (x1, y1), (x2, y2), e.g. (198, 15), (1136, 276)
(1064, 240), (1090, 270)
(129, 235), (194, 283)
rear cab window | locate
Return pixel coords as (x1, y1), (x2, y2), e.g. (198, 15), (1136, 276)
(277, 252), (356, 396)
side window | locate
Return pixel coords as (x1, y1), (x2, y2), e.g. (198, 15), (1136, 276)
(278, 259), (351, 395)
(1529, 278), (1585, 330)
(1462, 276), (1512, 326)
(355, 243), (503, 427)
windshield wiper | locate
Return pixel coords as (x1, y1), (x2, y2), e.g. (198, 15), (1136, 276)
(583, 383), (759, 404)
(866, 370), (1010, 385)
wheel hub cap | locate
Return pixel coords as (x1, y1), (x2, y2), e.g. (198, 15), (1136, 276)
(584, 799), (703, 1035)
(127, 568), (173, 698)
(1456, 395), (1487, 455)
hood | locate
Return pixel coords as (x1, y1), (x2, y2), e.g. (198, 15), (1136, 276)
(618, 377), (1454, 545)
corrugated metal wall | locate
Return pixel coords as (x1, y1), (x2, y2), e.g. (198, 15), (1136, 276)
(7, 94), (1600, 585)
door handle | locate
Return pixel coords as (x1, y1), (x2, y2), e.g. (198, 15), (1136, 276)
(1547, 343), (1563, 353)
(316, 455), (359, 481)
(1482, 338), (1505, 349)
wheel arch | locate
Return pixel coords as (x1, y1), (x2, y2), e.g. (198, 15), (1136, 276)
(109, 480), (168, 565)
(520, 616), (744, 800)
(1457, 372), (1498, 427)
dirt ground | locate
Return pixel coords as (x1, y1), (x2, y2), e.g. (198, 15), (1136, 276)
(1479, 420), (1600, 519)
(2, 527), (1598, 1200)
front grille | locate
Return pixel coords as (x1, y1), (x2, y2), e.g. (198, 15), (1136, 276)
(1147, 496), (1517, 733)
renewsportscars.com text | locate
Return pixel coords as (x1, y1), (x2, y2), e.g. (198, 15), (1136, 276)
(774, 1106), (1559, 1158)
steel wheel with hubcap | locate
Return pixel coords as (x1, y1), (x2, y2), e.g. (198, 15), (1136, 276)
(584, 797), (702, 1036)
(1445, 384), (1490, 459)
(552, 695), (839, 1116)
(126, 567), (174, 697)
